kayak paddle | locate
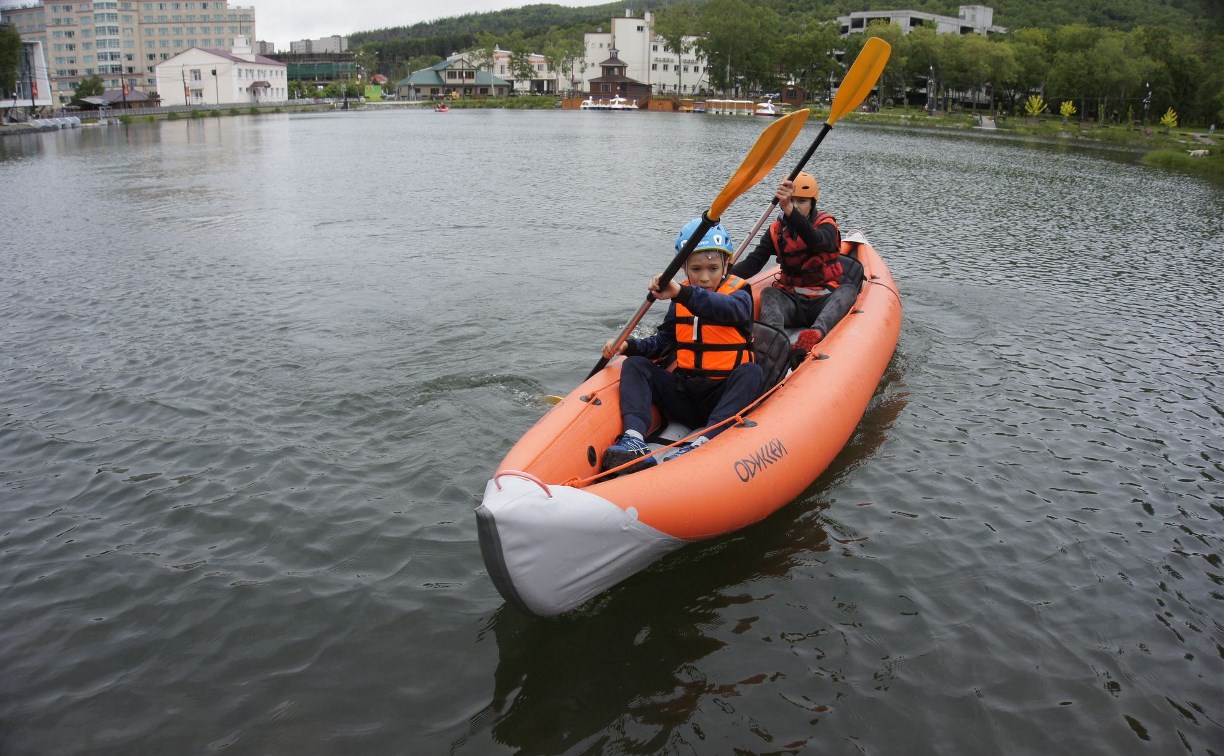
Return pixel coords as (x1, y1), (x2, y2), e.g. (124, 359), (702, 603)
(728, 37), (892, 269)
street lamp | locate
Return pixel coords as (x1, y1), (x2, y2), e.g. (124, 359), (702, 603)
(1143, 82), (1151, 126)
(927, 64), (934, 113)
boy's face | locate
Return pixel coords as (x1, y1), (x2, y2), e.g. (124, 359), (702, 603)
(684, 251), (728, 290)
(793, 196), (814, 216)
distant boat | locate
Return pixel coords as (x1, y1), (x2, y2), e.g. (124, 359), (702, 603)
(435, 102), (449, 112)
(581, 96), (637, 111)
(755, 99), (784, 117)
(706, 98), (755, 116)
(608, 96), (638, 111)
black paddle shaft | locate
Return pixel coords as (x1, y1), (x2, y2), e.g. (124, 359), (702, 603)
(585, 213), (717, 379)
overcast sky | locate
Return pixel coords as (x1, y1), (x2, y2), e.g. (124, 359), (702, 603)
(248, 0), (611, 50)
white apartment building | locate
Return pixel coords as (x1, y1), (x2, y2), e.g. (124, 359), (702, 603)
(837, 4), (1006, 36)
(5, 0), (256, 106)
(289, 34), (346, 54)
(582, 10), (709, 96)
(154, 35), (285, 105)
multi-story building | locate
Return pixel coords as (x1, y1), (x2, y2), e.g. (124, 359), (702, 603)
(6, 0), (256, 107)
(581, 10), (709, 96)
(267, 50), (355, 92)
(485, 48), (555, 94)
(837, 4), (1006, 36)
(289, 34), (345, 54)
(154, 35), (285, 105)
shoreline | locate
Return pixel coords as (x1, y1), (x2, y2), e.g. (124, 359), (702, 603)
(5, 101), (1218, 179)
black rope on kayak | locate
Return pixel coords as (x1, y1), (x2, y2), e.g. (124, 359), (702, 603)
(868, 277), (902, 303)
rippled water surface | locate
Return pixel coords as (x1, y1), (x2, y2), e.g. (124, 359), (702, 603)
(2, 109), (1221, 754)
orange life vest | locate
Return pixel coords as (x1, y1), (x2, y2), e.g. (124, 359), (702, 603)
(674, 276), (755, 380)
(770, 212), (842, 295)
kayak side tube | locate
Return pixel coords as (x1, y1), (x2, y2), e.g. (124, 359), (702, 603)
(476, 472), (687, 617)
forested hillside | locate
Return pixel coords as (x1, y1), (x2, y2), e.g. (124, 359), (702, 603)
(352, 0), (1222, 125)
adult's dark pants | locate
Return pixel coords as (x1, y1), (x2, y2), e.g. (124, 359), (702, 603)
(619, 356), (765, 439)
(759, 254), (865, 335)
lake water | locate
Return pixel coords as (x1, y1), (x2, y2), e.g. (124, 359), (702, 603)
(1, 109), (1221, 754)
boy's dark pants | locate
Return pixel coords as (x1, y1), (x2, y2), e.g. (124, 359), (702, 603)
(619, 356), (765, 439)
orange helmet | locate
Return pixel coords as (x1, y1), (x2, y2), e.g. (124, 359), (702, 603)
(792, 171), (820, 200)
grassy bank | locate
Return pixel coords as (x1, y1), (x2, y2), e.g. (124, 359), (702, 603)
(825, 106), (1221, 180)
(444, 94), (558, 110)
(1141, 148), (1223, 179)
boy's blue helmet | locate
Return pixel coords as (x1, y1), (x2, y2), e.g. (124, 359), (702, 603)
(675, 217), (734, 257)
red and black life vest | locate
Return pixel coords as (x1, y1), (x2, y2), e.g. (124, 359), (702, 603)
(770, 212), (842, 295)
(674, 276), (755, 380)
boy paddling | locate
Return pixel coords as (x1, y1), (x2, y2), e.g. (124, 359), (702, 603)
(601, 218), (765, 474)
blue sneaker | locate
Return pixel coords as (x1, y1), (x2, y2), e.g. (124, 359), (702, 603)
(666, 435), (709, 461)
(601, 432), (656, 474)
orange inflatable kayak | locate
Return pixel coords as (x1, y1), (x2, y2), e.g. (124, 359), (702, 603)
(477, 231), (902, 616)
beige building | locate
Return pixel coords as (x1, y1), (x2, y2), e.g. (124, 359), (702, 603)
(289, 34), (346, 54)
(6, 0), (256, 107)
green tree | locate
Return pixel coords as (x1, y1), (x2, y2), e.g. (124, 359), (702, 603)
(1002, 28), (1052, 115)
(864, 22), (907, 107)
(981, 37), (1018, 113)
(508, 41), (536, 92)
(74, 74), (106, 98)
(353, 44), (380, 79)
(542, 31), (584, 95)
(468, 32), (498, 73)
(696, 0), (779, 95)
(654, 2), (698, 96)
(0, 23), (21, 99)
(900, 26), (940, 108)
(778, 17), (841, 102)
(935, 33), (972, 110)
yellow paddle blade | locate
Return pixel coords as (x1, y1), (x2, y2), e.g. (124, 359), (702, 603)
(828, 37), (892, 125)
(708, 107), (810, 220)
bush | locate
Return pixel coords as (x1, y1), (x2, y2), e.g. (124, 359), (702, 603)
(228, 107), (242, 116)
(248, 106), (259, 115)
(190, 109), (204, 118)
(209, 109), (221, 117)
(118, 114), (134, 124)
(167, 111), (180, 120)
